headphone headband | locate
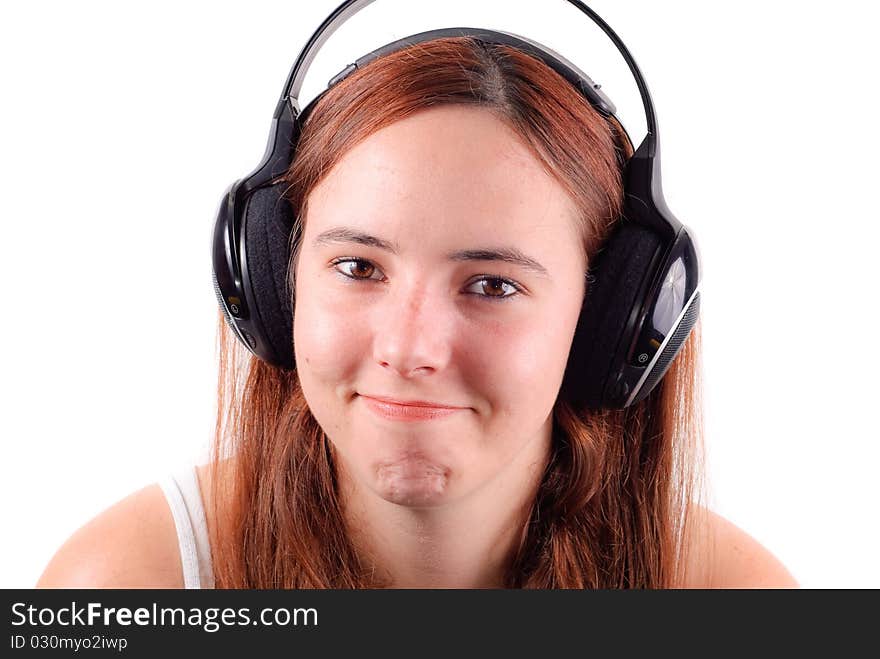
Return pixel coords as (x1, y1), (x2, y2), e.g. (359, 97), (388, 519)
(252, 1), (676, 238)
(281, 0), (658, 139)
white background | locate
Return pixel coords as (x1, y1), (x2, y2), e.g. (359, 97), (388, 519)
(2, 0), (877, 588)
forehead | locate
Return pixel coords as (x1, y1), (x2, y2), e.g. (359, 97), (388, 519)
(304, 105), (582, 261)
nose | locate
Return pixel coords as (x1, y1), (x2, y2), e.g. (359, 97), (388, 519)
(371, 282), (454, 378)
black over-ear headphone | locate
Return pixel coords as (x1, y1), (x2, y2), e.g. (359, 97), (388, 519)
(211, 0), (701, 410)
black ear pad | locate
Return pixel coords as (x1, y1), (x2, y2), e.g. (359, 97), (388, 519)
(562, 221), (663, 409)
(242, 184), (296, 369)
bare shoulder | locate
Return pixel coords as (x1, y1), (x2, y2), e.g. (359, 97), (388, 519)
(682, 505), (799, 589)
(36, 482), (184, 588)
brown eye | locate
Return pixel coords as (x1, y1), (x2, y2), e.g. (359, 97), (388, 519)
(465, 277), (520, 301)
(332, 258), (383, 281)
(349, 260), (374, 278)
(481, 279), (507, 296)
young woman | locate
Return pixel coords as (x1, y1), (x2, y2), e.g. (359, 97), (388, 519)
(37, 35), (797, 589)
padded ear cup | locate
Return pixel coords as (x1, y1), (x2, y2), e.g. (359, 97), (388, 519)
(562, 221), (663, 409)
(242, 184), (296, 369)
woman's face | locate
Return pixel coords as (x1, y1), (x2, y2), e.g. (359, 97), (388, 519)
(293, 105), (587, 509)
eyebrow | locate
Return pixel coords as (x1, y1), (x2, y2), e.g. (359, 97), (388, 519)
(312, 227), (550, 278)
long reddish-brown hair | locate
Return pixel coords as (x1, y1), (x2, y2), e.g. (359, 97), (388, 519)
(210, 37), (707, 588)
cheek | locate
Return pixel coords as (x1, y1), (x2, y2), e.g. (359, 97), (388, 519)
(293, 279), (368, 387)
(518, 332), (573, 402)
(444, 311), (576, 450)
(460, 301), (580, 423)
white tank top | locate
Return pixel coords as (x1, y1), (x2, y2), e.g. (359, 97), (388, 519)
(158, 466), (215, 588)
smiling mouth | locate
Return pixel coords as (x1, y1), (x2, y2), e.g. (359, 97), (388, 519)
(358, 395), (466, 422)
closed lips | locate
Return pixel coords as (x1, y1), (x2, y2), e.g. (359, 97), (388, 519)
(360, 395), (464, 409)
(360, 396), (466, 422)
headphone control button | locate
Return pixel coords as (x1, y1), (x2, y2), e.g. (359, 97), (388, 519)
(328, 63), (358, 87)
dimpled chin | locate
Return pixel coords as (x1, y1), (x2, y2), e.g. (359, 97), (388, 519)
(374, 457), (452, 507)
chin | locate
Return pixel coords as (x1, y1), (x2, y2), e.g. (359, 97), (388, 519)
(373, 456), (454, 508)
